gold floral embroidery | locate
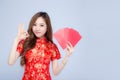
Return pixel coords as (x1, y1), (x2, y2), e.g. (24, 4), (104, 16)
(32, 49), (37, 53)
(20, 38), (61, 80)
(34, 63), (42, 69)
(41, 44), (46, 48)
(41, 52), (45, 57)
(34, 63), (46, 70)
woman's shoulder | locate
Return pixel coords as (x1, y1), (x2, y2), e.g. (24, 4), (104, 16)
(18, 39), (25, 44)
(47, 41), (57, 48)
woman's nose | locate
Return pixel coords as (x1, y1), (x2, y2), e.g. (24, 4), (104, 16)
(35, 26), (40, 30)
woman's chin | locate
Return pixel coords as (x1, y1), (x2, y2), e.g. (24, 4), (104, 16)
(35, 35), (44, 38)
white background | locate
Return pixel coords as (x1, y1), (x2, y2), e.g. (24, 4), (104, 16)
(0, 0), (120, 80)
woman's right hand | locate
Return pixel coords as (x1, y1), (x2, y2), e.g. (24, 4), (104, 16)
(16, 24), (29, 41)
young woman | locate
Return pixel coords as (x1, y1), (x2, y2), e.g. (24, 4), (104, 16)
(8, 12), (73, 80)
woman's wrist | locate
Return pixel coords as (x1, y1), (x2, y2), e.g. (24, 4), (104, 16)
(62, 61), (66, 65)
(62, 55), (69, 65)
(66, 53), (70, 58)
(14, 36), (20, 43)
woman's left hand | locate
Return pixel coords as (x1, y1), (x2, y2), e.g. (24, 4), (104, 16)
(66, 41), (74, 57)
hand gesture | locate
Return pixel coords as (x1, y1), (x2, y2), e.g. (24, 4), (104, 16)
(17, 24), (29, 41)
(66, 41), (74, 57)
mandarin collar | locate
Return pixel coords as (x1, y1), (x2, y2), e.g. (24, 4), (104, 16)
(36, 37), (47, 43)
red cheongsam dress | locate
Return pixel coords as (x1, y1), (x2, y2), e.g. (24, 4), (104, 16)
(16, 37), (61, 80)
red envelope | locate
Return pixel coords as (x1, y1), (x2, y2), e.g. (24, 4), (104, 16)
(54, 27), (82, 49)
(67, 28), (81, 47)
(54, 28), (68, 49)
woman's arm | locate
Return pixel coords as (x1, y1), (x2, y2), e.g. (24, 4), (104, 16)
(8, 24), (28, 65)
(8, 38), (20, 65)
(52, 42), (73, 75)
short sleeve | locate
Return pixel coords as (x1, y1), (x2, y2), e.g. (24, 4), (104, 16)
(16, 40), (24, 54)
(51, 43), (61, 61)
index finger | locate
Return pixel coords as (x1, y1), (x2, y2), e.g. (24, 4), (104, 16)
(18, 24), (25, 34)
(67, 41), (73, 48)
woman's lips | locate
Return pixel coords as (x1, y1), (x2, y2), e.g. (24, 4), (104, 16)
(35, 32), (41, 34)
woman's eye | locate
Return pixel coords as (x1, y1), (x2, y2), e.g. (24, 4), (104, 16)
(40, 25), (44, 27)
(33, 24), (36, 26)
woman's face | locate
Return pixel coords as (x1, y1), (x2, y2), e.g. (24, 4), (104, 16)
(32, 17), (47, 38)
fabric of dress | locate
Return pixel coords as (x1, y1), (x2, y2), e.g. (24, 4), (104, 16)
(16, 37), (61, 80)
